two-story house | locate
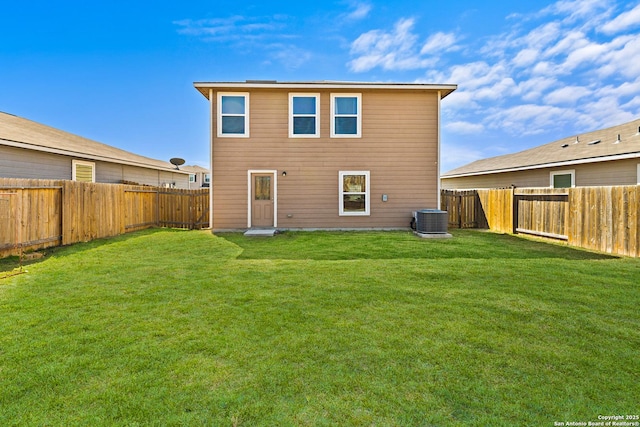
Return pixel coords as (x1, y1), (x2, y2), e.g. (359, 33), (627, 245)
(193, 81), (457, 231)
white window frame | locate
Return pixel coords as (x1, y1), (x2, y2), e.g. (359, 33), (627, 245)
(289, 93), (320, 138)
(217, 92), (250, 137)
(204, 173), (211, 184)
(72, 159), (95, 183)
(550, 169), (575, 188)
(339, 171), (370, 216)
(331, 93), (362, 138)
(189, 174), (196, 183)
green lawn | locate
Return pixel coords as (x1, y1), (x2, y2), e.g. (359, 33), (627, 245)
(0, 229), (638, 426)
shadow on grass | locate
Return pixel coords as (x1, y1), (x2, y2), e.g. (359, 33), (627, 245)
(0, 228), (186, 277)
(218, 229), (617, 261)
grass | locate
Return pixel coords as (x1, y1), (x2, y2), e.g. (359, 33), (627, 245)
(0, 228), (638, 426)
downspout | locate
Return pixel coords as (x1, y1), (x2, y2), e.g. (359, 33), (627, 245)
(209, 88), (214, 232)
(437, 90), (442, 209)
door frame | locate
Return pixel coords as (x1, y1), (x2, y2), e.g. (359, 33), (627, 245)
(247, 170), (278, 228)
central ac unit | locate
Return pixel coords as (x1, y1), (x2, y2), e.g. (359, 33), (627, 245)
(415, 209), (448, 234)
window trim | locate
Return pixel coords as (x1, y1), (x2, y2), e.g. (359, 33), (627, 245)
(204, 173), (211, 184)
(72, 159), (95, 183)
(289, 93), (320, 138)
(550, 169), (575, 188)
(217, 92), (250, 137)
(339, 170), (370, 216)
(331, 93), (362, 138)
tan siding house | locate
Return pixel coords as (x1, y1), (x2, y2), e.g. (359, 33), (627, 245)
(441, 118), (640, 190)
(0, 111), (190, 188)
(182, 165), (210, 189)
(194, 81), (457, 231)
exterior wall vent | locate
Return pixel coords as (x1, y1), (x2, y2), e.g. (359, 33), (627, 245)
(415, 209), (448, 234)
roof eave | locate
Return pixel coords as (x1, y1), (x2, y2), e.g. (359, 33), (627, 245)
(193, 81), (457, 99)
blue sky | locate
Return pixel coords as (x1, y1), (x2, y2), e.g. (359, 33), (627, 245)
(2, 0), (639, 173)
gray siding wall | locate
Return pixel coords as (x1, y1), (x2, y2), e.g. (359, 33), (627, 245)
(0, 145), (71, 180)
(441, 158), (640, 189)
(1, 145), (190, 188)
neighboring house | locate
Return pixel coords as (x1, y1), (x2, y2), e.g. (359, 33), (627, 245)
(0, 111), (190, 188)
(193, 80), (457, 231)
(441, 118), (640, 190)
(182, 165), (211, 188)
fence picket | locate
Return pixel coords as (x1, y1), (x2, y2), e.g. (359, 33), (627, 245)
(1, 179), (209, 258)
(442, 186), (640, 257)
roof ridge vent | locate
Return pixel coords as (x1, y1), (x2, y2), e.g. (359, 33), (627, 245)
(587, 139), (601, 145)
(574, 136), (580, 144)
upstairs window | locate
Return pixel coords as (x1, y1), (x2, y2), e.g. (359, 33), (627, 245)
(339, 171), (370, 216)
(289, 94), (319, 137)
(331, 94), (361, 138)
(218, 92), (249, 137)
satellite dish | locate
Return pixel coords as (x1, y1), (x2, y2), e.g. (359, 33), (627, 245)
(170, 157), (185, 169)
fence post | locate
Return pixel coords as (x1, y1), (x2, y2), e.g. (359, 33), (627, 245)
(512, 188), (517, 234)
(457, 193), (462, 229)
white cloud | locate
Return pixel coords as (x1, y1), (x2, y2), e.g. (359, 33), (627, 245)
(266, 44), (313, 70)
(596, 35), (640, 79)
(420, 32), (458, 54)
(173, 15), (288, 42)
(559, 41), (609, 72)
(543, 31), (589, 58)
(512, 48), (539, 67)
(521, 22), (563, 50)
(602, 3), (640, 34)
(486, 104), (582, 136)
(445, 121), (485, 134)
(621, 96), (640, 110)
(540, 0), (611, 24)
(349, 18), (437, 71)
(345, 2), (372, 20)
(516, 77), (558, 102)
(544, 86), (592, 105)
(427, 61), (509, 90)
(440, 142), (486, 173)
(351, 0), (640, 156)
(438, 90), (480, 111)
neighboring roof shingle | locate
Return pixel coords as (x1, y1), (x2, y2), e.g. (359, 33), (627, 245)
(442, 118), (640, 178)
(0, 111), (185, 173)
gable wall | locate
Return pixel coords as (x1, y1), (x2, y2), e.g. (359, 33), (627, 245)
(211, 88), (440, 230)
(441, 158), (640, 189)
(1, 145), (190, 188)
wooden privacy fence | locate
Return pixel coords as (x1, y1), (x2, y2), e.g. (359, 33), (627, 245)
(440, 190), (486, 229)
(442, 186), (640, 257)
(0, 178), (209, 258)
